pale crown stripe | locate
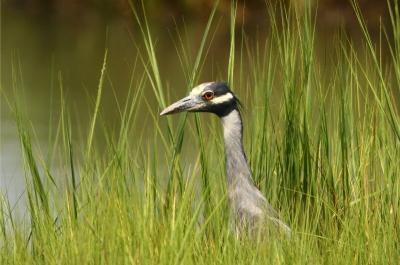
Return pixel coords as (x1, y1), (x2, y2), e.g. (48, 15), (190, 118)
(190, 82), (214, 96)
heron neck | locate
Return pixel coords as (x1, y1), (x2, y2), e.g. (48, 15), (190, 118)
(220, 109), (253, 187)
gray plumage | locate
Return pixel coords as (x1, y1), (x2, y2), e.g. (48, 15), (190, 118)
(221, 108), (291, 235)
(160, 81), (291, 236)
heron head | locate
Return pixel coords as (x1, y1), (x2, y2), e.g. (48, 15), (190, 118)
(160, 81), (238, 117)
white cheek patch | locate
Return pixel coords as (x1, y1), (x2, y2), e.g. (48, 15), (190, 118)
(211, 92), (234, 104)
(190, 82), (214, 96)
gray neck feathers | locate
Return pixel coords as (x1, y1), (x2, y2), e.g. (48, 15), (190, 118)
(220, 108), (292, 234)
(220, 109), (254, 188)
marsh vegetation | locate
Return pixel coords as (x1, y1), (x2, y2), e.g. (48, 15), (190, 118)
(1, 1), (399, 264)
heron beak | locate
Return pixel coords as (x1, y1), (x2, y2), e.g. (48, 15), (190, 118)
(160, 95), (200, 116)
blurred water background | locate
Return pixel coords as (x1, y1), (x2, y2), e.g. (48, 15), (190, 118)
(0, 0), (391, 217)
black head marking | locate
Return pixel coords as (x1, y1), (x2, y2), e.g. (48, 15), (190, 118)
(205, 81), (231, 96)
(194, 81), (239, 117)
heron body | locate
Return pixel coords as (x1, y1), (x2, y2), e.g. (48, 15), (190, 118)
(160, 82), (291, 236)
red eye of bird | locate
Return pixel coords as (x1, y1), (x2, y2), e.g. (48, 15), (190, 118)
(203, 91), (214, 101)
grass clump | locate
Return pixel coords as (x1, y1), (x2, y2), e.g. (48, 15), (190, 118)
(1, 1), (399, 264)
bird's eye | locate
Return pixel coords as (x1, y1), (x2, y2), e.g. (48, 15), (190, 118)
(202, 91), (214, 101)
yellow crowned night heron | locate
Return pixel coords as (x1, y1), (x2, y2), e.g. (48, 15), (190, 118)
(160, 81), (291, 236)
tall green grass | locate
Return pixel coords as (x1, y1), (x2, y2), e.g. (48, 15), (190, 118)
(1, 1), (399, 264)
